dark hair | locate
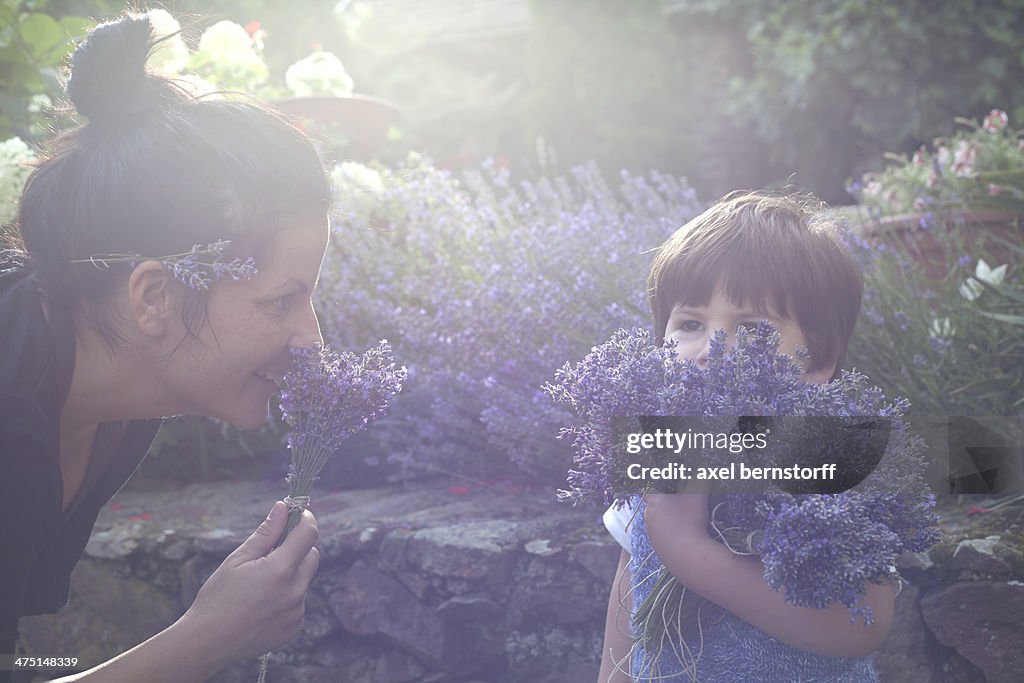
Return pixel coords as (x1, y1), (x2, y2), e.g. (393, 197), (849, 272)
(647, 191), (862, 376)
(14, 12), (330, 351)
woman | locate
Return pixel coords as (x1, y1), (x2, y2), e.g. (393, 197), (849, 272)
(1, 12), (329, 682)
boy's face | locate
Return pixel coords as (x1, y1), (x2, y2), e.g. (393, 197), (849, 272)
(664, 284), (835, 383)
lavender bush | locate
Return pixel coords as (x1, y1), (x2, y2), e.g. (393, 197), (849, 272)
(320, 154), (702, 480)
(545, 324), (939, 631)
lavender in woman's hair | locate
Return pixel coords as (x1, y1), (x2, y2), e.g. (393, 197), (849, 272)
(71, 239), (258, 289)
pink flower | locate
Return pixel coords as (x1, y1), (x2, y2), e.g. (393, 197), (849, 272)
(911, 145), (928, 166)
(913, 196), (927, 211)
(952, 140), (977, 177)
(983, 109), (1008, 133)
(989, 184), (1003, 196)
(925, 171), (938, 189)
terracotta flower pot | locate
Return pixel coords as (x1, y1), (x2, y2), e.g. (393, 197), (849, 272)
(865, 210), (1022, 278)
(272, 94), (400, 159)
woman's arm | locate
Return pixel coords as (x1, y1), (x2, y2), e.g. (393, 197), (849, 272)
(49, 501), (320, 683)
(597, 550), (634, 683)
(643, 489), (895, 659)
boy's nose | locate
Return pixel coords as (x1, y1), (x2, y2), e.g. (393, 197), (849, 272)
(696, 336), (712, 366)
(696, 330), (736, 366)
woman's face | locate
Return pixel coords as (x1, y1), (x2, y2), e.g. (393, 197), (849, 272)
(161, 218), (330, 429)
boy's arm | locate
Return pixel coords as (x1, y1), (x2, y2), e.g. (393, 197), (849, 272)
(643, 488), (895, 659)
(597, 550), (634, 683)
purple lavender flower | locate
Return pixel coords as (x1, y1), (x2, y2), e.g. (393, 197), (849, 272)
(321, 157), (703, 480)
(72, 239), (258, 290)
(280, 341), (406, 461)
(546, 324), (939, 623)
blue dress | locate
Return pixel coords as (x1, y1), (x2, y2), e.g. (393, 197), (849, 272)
(627, 498), (880, 682)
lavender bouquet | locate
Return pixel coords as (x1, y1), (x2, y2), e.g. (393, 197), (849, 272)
(545, 324), (939, 647)
(277, 340), (406, 534)
(258, 340), (405, 682)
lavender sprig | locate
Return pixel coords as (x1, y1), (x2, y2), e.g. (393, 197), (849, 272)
(71, 239), (258, 289)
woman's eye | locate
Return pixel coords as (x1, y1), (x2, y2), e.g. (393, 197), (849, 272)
(270, 293), (298, 312)
(676, 320), (703, 333)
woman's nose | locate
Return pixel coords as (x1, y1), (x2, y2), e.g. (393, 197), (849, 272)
(291, 301), (324, 349)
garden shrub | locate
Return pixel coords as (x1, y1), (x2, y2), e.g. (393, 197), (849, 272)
(845, 217), (1023, 417)
(321, 154), (703, 481)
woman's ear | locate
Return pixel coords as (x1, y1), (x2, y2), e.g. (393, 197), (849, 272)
(127, 260), (177, 337)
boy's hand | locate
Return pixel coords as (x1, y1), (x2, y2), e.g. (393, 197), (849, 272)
(643, 479), (712, 548)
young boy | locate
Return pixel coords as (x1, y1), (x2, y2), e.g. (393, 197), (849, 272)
(597, 191), (895, 682)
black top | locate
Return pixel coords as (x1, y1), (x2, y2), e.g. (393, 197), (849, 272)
(0, 252), (161, 673)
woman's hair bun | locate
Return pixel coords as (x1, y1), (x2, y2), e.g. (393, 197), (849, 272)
(67, 13), (166, 124)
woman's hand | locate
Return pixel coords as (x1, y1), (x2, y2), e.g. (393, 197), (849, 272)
(179, 501), (321, 663)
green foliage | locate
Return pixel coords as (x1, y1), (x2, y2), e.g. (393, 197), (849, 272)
(0, 2), (92, 139)
(526, 0), (694, 177)
(707, 0), (1024, 201)
(846, 218), (1023, 416)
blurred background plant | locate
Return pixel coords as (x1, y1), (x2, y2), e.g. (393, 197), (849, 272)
(844, 218), (1022, 418)
(850, 109), (1024, 219)
(1, 0), (1022, 488)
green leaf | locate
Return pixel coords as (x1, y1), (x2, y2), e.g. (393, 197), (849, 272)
(0, 5), (16, 29)
(19, 13), (62, 59)
(976, 310), (1024, 326)
(0, 45), (25, 64)
(58, 16), (93, 41)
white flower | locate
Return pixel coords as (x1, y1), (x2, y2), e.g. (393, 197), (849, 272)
(331, 161), (385, 219)
(146, 9), (189, 76)
(863, 180), (882, 198)
(332, 161), (383, 193)
(285, 50), (354, 97)
(959, 258), (1007, 301)
(192, 20), (268, 89)
(929, 317), (955, 338)
(983, 109), (1009, 133)
(0, 137), (35, 226)
(198, 21), (257, 62)
(26, 93), (51, 114)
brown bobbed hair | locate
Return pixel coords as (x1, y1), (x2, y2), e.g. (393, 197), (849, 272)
(647, 191), (863, 377)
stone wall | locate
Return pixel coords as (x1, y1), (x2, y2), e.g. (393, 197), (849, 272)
(16, 484), (1024, 682)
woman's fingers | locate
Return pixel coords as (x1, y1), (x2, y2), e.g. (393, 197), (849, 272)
(273, 509), (319, 568)
(297, 545), (320, 586)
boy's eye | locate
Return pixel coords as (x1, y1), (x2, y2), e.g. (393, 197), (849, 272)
(676, 320), (703, 333)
